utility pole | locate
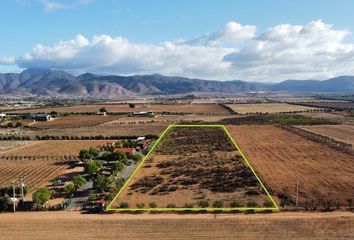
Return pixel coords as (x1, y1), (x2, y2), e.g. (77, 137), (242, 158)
(20, 176), (24, 208)
(11, 180), (16, 213)
(296, 176), (300, 207)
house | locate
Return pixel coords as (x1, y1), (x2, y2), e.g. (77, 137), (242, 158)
(0, 113), (6, 119)
(113, 148), (136, 155)
(136, 140), (149, 150)
(28, 113), (53, 121)
(96, 111), (107, 116)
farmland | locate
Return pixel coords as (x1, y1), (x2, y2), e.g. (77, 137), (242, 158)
(110, 126), (274, 210)
(299, 125), (354, 145)
(0, 140), (107, 158)
(32, 115), (121, 128)
(225, 103), (318, 114)
(0, 211), (353, 240)
(6, 103), (230, 114)
(0, 157), (70, 194)
(227, 125), (354, 206)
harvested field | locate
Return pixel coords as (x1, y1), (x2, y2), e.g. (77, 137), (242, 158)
(0, 157), (69, 193)
(0, 212), (353, 240)
(299, 125), (354, 145)
(227, 125), (354, 206)
(0, 141), (32, 152)
(299, 111), (354, 125)
(226, 103), (317, 114)
(6, 103), (230, 114)
(111, 126), (273, 209)
(295, 102), (354, 110)
(32, 115), (121, 128)
(0, 140), (106, 158)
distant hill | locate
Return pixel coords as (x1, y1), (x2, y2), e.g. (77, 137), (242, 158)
(0, 68), (353, 98)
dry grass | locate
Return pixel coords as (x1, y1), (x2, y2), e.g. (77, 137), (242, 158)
(111, 127), (271, 209)
(227, 125), (354, 205)
(226, 103), (317, 114)
(0, 211), (353, 239)
(299, 125), (354, 145)
(0, 140), (106, 157)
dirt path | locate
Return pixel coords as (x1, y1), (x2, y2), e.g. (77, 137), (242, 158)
(0, 211), (353, 239)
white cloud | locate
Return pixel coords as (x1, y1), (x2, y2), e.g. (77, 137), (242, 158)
(0, 56), (16, 65)
(2, 20), (354, 81)
(38, 0), (92, 11)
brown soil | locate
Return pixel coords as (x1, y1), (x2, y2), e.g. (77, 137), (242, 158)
(299, 125), (354, 145)
(111, 127), (272, 209)
(226, 103), (317, 114)
(0, 211), (353, 239)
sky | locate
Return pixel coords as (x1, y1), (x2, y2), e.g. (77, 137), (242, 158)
(1, 0), (354, 82)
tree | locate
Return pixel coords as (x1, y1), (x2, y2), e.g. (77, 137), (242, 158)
(131, 153), (142, 163)
(64, 183), (76, 197)
(73, 175), (87, 189)
(212, 200), (224, 208)
(84, 160), (102, 177)
(128, 103), (136, 109)
(197, 200), (209, 208)
(347, 198), (353, 209)
(94, 175), (112, 193)
(0, 197), (9, 212)
(99, 107), (107, 113)
(113, 162), (125, 172)
(32, 188), (52, 207)
(79, 148), (99, 161)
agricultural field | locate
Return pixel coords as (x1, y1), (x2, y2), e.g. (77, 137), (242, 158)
(32, 115), (121, 128)
(295, 101), (354, 110)
(0, 141), (32, 152)
(299, 111), (354, 125)
(299, 125), (354, 145)
(0, 212), (353, 240)
(0, 157), (70, 195)
(227, 125), (354, 206)
(0, 140), (107, 158)
(6, 103), (230, 114)
(110, 126), (274, 210)
(225, 103), (318, 114)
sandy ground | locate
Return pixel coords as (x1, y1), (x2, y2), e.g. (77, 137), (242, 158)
(0, 211), (352, 239)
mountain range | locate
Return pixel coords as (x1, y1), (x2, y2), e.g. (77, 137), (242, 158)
(0, 68), (353, 98)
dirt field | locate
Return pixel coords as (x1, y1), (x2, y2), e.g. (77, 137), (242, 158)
(111, 127), (272, 209)
(299, 111), (354, 125)
(32, 115), (121, 128)
(0, 140), (106, 157)
(227, 125), (354, 206)
(0, 141), (32, 152)
(6, 103), (230, 114)
(299, 125), (354, 145)
(0, 211), (353, 239)
(226, 103), (317, 114)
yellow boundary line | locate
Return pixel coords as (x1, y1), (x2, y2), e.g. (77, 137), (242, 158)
(106, 124), (279, 211)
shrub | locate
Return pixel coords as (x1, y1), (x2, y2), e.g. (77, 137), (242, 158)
(198, 200), (209, 208)
(184, 203), (193, 208)
(246, 200), (258, 208)
(166, 203), (176, 208)
(119, 201), (129, 209)
(212, 200), (224, 208)
(263, 200), (273, 208)
(149, 202), (157, 208)
(230, 201), (244, 208)
(136, 203), (145, 208)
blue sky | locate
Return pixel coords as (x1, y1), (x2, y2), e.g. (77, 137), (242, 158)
(1, 0), (354, 81)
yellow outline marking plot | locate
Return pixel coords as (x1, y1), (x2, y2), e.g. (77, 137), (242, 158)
(106, 124), (279, 212)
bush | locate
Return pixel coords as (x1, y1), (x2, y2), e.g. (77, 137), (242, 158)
(230, 201), (244, 208)
(212, 200), (224, 208)
(166, 203), (176, 208)
(0, 197), (9, 212)
(63, 183), (76, 196)
(149, 202), (157, 208)
(198, 200), (209, 208)
(246, 200), (258, 208)
(136, 203), (145, 208)
(73, 175), (87, 189)
(263, 200), (273, 208)
(184, 203), (193, 208)
(119, 201), (129, 209)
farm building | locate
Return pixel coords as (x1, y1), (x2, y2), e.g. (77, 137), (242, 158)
(113, 148), (136, 155)
(132, 111), (155, 117)
(28, 113), (53, 121)
(0, 113), (6, 119)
